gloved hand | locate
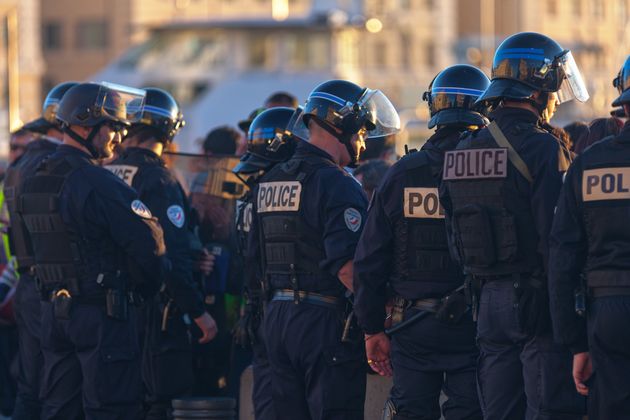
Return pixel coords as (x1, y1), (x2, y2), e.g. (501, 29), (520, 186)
(232, 298), (261, 348)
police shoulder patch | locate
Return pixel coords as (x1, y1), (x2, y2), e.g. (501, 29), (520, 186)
(166, 205), (185, 228)
(344, 208), (362, 232)
(131, 200), (152, 219)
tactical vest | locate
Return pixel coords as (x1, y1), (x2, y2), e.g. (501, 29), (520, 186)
(4, 141), (57, 270)
(391, 151), (463, 299)
(256, 158), (337, 295)
(444, 126), (542, 277)
(19, 155), (87, 294)
(578, 135), (630, 288)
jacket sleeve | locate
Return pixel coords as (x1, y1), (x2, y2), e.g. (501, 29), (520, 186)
(141, 172), (205, 318)
(85, 172), (168, 296)
(548, 159), (588, 353)
(353, 175), (395, 334)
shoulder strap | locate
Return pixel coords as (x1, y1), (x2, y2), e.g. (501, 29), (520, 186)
(487, 122), (534, 184)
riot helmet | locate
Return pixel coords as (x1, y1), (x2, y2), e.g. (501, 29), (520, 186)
(233, 107), (297, 175)
(127, 87), (185, 143)
(477, 32), (589, 106)
(612, 56), (630, 107)
(292, 79), (400, 166)
(57, 82), (146, 158)
(422, 64), (491, 129)
(23, 81), (79, 134)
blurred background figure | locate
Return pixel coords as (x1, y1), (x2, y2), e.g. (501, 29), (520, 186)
(573, 117), (623, 154)
(203, 126), (240, 157)
(353, 159), (391, 200)
(563, 121), (589, 153)
(263, 91), (298, 109)
(359, 134), (398, 164)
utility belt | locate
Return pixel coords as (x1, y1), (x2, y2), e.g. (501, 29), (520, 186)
(466, 272), (539, 321)
(271, 289), (341, 309)
(390, 286), (468, 328)
(46, 271), (136, 321)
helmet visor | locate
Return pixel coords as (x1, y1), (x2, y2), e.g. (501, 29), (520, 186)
(357, 89), (401, 138)
(287, 106), (310, 141)
(556, 51), (589, 103)
(96, 82), (146, 124)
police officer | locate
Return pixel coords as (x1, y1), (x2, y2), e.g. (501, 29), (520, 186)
(232, 107), (297, 420)
(105, 87), (217, 420)
(247, 80), (400, 419)
(549, 55), (630, 418)
(4, 81), (77, 420)
(439, 32), (588, 420)
(354, 65), (489, 420)
(19, 82), (167, 419)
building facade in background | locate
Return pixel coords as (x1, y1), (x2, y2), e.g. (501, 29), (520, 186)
(458, 0), (630, 122)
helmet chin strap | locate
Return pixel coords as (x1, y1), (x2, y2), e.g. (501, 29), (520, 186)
(313, 118), (359, 168)
(63, 124), (102, 159)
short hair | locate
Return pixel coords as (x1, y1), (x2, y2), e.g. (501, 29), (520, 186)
(265, 91), (298, 108)
(202, 126), (239, 155)
(354, 159), (391, 195)
(563, 121), (589, 153)
(572, 117), (623, 154)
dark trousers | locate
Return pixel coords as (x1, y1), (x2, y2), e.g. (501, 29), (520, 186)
(264, 300), (366, 420)
(40, 301), (142, 420)
(477, 281), (585, 420)
(13, 274), (43, 420)
(389, 308), (481, 420)
(142, 300), (193, 420)
(587, 296), (630, 419)
(252, 323), (275, 420)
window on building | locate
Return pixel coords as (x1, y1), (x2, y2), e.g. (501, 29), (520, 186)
(43, 22), (62, 50)
(247, 35), (270, 69)
(399, 0), (412, 10)
(620, 0), (627, 20)
(548, 0), (558, 15)
(286, 33), (329, 70)
(76, 20), (109, 49)
(400, 32), (411, 70)
(426, 42), (435, 67)
(572, 0), (582, 15)
(372, 41), (387, 68)
(592, 0), (604, 18)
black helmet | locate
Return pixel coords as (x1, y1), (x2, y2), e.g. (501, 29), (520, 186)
(237, 107), (265, 133)
(133, 87), (185, 143)
(57, 82), (146, 158)
(422, 64), (491, 129)
(57, 82), (146, 128)
(233, 107), (296, 175)
(293, 79), (400, 166)
(477, 32), (589, 105)
(612, 56), (630, 107)
(23, 81), (79, 134)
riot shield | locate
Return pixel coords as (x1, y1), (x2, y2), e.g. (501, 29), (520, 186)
(164, 151), (246, 298)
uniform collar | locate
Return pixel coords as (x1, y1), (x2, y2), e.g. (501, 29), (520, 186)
(616, 121), (630, 143)
(122, 147), (164, 164)
(490, 106), (541, 125)
(423, 126), (463, 154)
(294, 139), (336, 163)
(57, 144), (96, 163)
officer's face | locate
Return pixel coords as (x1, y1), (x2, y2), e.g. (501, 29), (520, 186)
(542, 92), (560, 123)
(94, 124), (124, 159)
